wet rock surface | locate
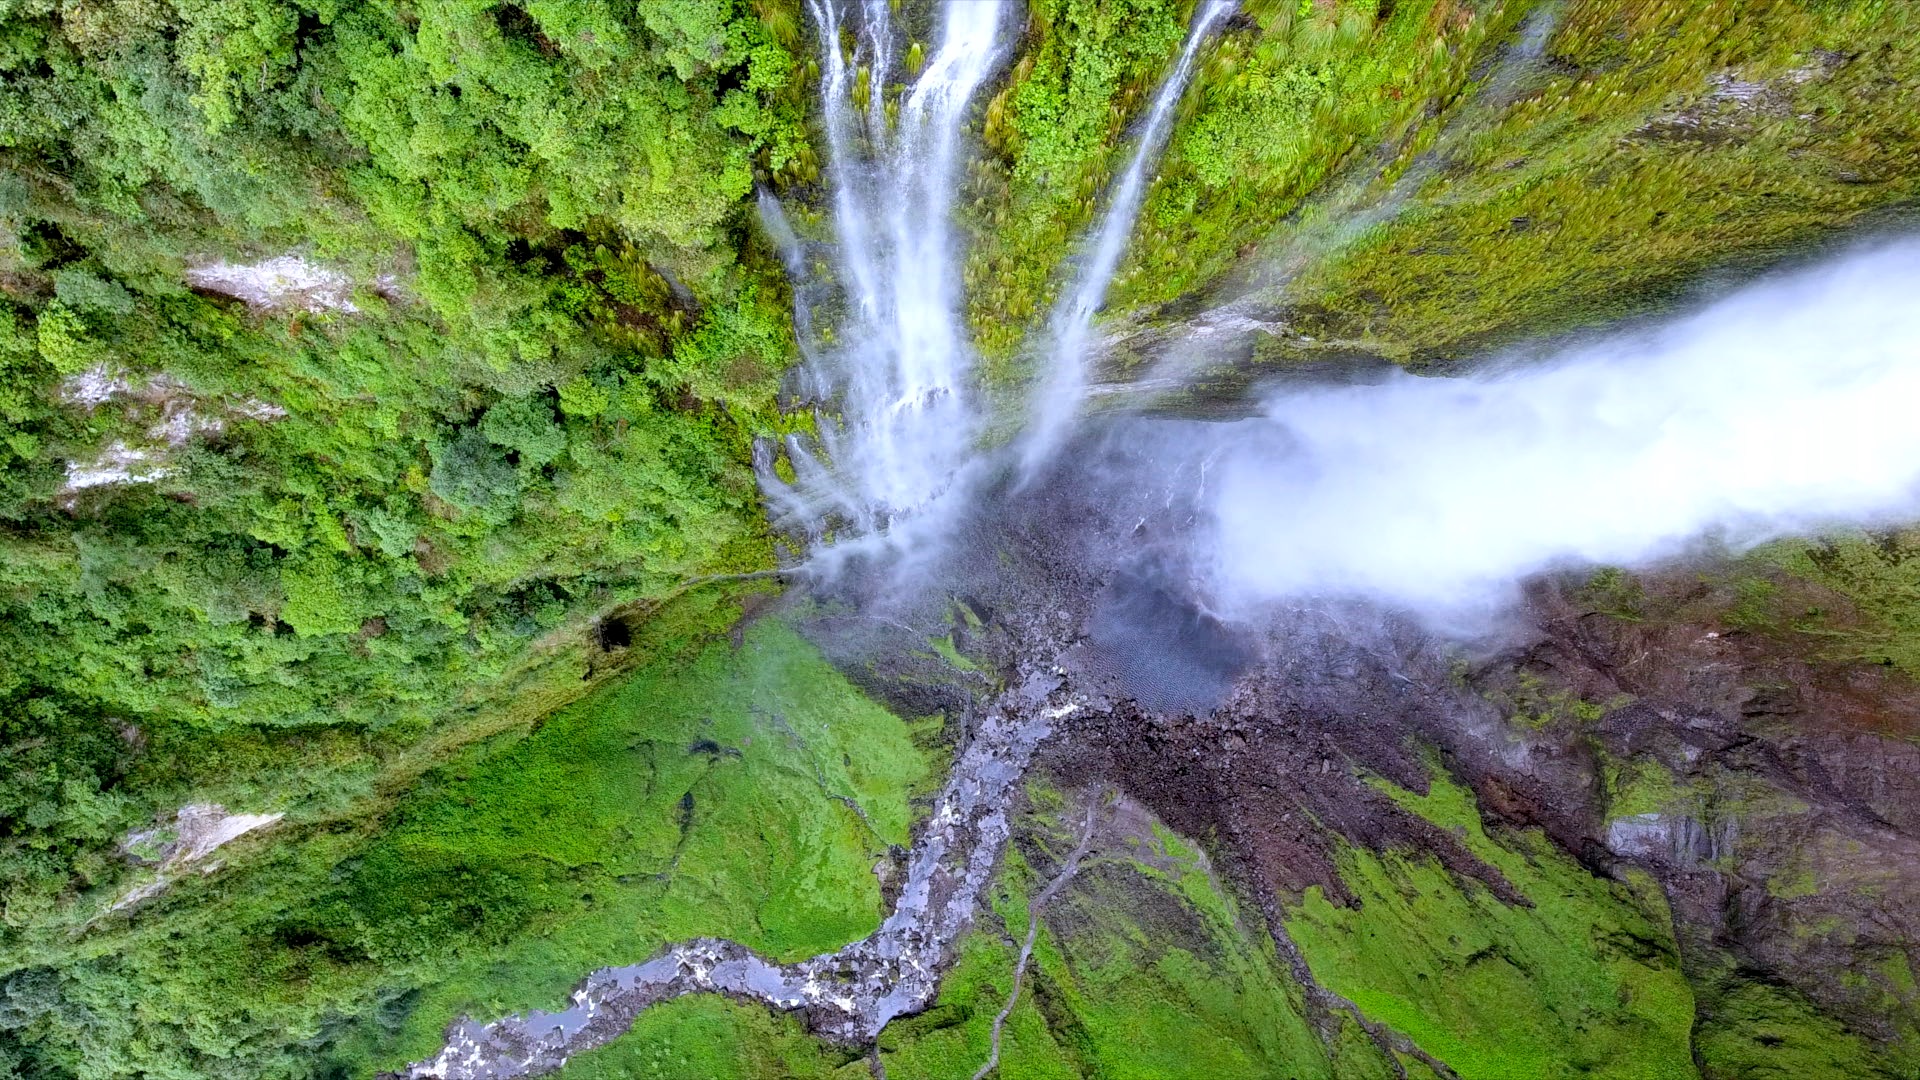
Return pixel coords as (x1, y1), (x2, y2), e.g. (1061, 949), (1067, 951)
(1504, 579), (1920, 1051)
(1057, 559), (1920, 1067)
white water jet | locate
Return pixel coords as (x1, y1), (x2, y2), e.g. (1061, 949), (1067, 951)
(766, 1), (1006, 571)
(1020, 0), (1236, 478)
(1206, 239), (1920, 623)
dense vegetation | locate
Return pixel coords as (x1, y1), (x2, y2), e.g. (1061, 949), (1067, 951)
(2, 0), (1918, 1077)
(0, 0), (806, 934)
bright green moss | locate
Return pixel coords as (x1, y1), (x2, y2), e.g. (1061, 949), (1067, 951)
(1764, 530), (1920, 679)
(559, 996), (851, 1080)
(926, 633), (983, 674)
(367, 620), (929, 1068)
(1294, 769), (1697, 1079)
(1602, 757), (1691, 819)
(1694, 979), (1893, 1080)
(875, 787), (1346, 1080)
(1491, 670), (1625, 729)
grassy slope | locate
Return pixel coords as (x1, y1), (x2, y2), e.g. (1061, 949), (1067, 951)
(558, 996), (859, 1080)
(563, 782), (1364, 1080)
(2, 619), (931, 1079)
(1288, 768), (1698, 1080)
(1118, 0), (1918, 373)
(1272, 0), (1920, 366)
(965, 0), (1528, 375)
(1114, 0), (1529, 315)
(355, 619), (933, 1072)
(1693, 978), (1890, 1080)
(973, 0), (1920, 391)
(1734, 528), (1920, 680)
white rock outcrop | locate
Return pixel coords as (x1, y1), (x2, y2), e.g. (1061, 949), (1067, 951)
(111, 803), (284, 912)
(186, 254), (395, 313)
(58, 364), (287, 493)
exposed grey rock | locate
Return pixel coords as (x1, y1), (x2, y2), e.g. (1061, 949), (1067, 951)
(185, 254), (395, 313)
(57, 365), (286, 493)
(111, 804), (284, 912)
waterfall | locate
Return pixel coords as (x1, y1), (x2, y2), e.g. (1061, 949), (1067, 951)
(1019, 0), (1236, 479)
(766, 1), (1007, 570)
(768, 0), (1236, 551)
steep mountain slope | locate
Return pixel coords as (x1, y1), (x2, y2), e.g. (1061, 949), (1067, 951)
(1, 1), (1917, 1078)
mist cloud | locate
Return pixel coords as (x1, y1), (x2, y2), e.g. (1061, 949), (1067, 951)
(1206, 238), (1920, 621)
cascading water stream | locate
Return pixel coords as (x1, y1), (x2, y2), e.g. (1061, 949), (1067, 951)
(1085, 1), (1566, 403)
(764, 0), (1006, 571)
(1019, 0), (1236, 479)
(400, 234), (1920, 1080)
(397, 14), (1039, 1076)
